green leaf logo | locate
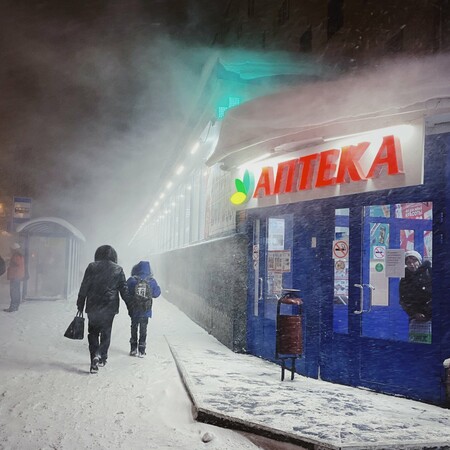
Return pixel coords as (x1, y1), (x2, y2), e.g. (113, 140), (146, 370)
(230, 170), (254, 205)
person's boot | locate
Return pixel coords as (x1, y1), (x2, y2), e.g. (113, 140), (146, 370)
(90, 356), (99, 374)
(129, 344), (137, 356)
(98, 355), (107, 367)
(138, 345), (146, 358)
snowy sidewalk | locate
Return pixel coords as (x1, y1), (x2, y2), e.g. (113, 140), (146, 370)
(166, 323), (450, 450)
(1, 291), (450, 450)
(0, 294), (263, 450)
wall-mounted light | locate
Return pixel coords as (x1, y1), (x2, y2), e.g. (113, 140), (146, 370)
(159, 193), (165, 199)
(176, 165), (184, 175)
(191, 142), (200, 154)
(154, 201), (159, 207)
(166, 181), (173, 189)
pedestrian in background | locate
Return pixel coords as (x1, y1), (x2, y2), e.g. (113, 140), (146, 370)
(77, 245), (132, 373)
(127, 260), (161, 357)
(4, 243), (25, 312)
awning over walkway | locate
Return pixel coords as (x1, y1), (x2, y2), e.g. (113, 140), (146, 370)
(208, 55), (450, 169)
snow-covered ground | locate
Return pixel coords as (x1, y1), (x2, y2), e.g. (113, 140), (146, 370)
(4, 278), (450, 450)
(0, 283), (263, 450)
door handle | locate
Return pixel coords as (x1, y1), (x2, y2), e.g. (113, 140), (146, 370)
(258, 277), (263, 300)
(353, 283), (375, 314)
(353, 284), (364, 314)
(364, 283), (375, 313)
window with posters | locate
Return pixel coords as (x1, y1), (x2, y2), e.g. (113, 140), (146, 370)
(266, 217), (293, 297)
(333, 203), (432, 343)
(333, 208), (349, 334)
(363, 202), (432, 344)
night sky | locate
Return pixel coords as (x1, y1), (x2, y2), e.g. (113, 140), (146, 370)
(0, 0), (222, 251)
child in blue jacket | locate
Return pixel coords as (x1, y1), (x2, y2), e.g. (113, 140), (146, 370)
(126, 261), (161, 357)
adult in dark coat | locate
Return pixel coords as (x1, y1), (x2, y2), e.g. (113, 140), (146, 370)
(399, 250), (432, 322)
(77, 245), (131, 373)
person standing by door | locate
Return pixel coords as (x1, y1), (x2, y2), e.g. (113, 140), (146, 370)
(77, 245), (132, 373)
(399, 250), (432, 343)
(4, 243), (25, 312)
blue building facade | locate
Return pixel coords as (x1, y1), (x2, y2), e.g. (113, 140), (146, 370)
(242, 134), (449, 405)
(221, 102), (450, 406)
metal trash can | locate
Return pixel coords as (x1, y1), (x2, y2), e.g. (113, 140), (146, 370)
(276, 289), (303, 381)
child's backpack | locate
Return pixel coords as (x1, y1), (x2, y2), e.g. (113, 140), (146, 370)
(133, 276), (153, 311)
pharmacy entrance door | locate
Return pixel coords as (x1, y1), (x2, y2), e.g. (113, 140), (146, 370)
(321, 202), (442, 404)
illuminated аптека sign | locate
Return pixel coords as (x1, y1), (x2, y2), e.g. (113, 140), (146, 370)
(253, 135), (403, 198)
(229, 122), (425, 208)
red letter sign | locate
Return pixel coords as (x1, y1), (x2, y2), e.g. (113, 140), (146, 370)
(274, 159), (298, 194)
(297, 153), (318, 190)
(366, 135), (404, 179)
(254, 167), (274, 197)
(335, 142), (369, 184)
(315, 149), (340, 187)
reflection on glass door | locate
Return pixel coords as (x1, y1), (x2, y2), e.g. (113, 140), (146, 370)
(361, 202), (433, 344)
(332, 203), (433, 344)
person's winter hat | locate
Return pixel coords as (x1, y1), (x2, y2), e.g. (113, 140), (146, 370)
(10, 243), (20, 250)
(405, 250), (422, 264)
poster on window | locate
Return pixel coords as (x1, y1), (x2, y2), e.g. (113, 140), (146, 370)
(395, 202), (432, 220)
(268, 250), (291, 272)
(267, 218), (285, 250)
(267, 272), (283, 296)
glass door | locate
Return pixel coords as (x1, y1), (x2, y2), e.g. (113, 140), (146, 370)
(248, 213), (294, 361)
(357, 202), (434, 389)
(328, 201), (439, 400)
(360, 203), (432, 345)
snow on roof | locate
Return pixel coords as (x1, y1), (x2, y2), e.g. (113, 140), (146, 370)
(208, 55), (450, 168)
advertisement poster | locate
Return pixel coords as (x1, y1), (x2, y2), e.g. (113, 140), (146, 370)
(267, 218), (285, 250)
(395, 202), (432, 220)
(334, 259), (348, 304)
(370, 223), (389, 259)
(267, 272), (283, 296)
(267, 250), (291, 272)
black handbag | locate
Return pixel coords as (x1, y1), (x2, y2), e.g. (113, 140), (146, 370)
(64, 311), (85, 340)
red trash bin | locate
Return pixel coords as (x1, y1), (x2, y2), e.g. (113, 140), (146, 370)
(276, 289), (303, 381)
